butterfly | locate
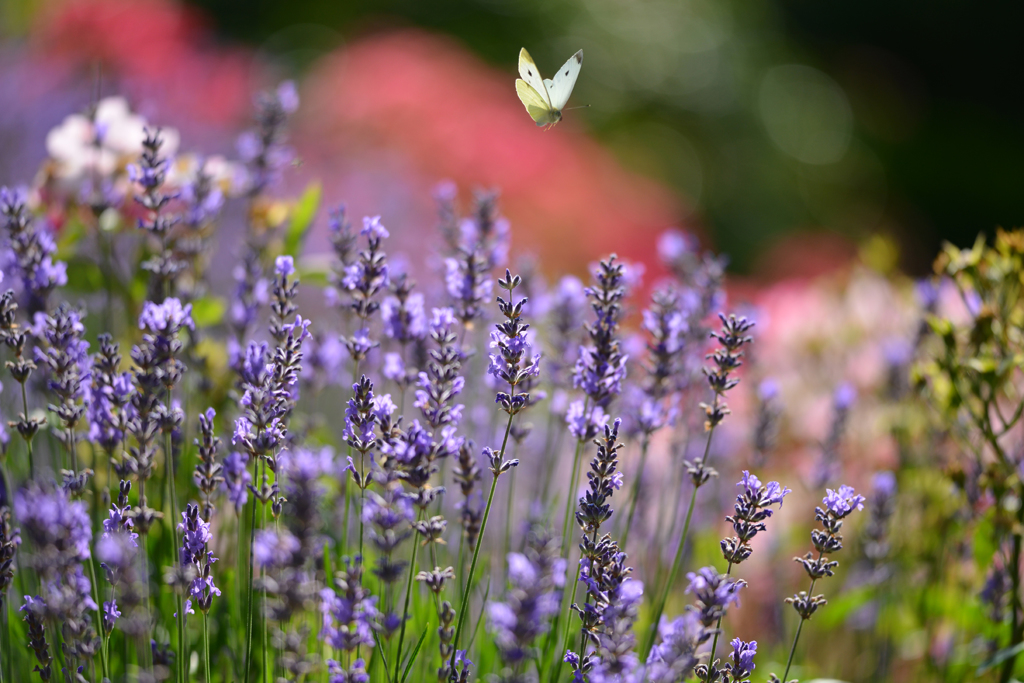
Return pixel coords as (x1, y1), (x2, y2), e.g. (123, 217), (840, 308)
(515, 48), (584, 129)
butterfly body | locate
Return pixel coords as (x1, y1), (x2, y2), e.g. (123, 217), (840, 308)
(516, 48), (583, 129)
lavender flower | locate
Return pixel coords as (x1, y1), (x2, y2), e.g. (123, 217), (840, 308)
(230, 251), (269, 341)
(442, 189), (508, 327)
(453, 441), (483, 550)
(97, 481), (147, 638)
(573, 255), (629, 409)
(641, 287), (688, 400)
(810, 383), (856, 488)
(645, 612), (704, 683)
(381, 275), (427, 344)
(343, 215), (390, 324)
(863, 472), (897, 564)
(21, 596), (52, 681)
(123, 298), (192, 526)
(490, 270), (541, 416)
(222, 450), (252, 511)
(727, 638), (757, 681)
(238, 81), (299, 196)
(543, 275), (588, 389)
(685, 567), (744, 629)
(319, 558), (380, 651)
(86, 334), (133, 456)
(270, 254), (299, 345)
(584, 578), (645, 683)
(130, 127), (183, 297)
(363, 485), (415, 598)
(175, 503), (220, 614)
(751, 379), (781, 467)
(0, 507), (19, 605)
(685, 313), (754, 488)
(566, 400), (609, 442)
(15, 484), (99, 663)
(720, 471), (791, 566)
(33, 303), (91, 490)
(193, 407), (224, 520)
(415, 307), (466, 430)
(777, 485), (866, 683)
(1, 185), (67, 313)
(327, 658), (369, 683)
(576, 419), (625, 540)
(488, 523), (566, 673)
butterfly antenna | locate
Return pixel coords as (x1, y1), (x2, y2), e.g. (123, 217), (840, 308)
(563, 104), (592, 111)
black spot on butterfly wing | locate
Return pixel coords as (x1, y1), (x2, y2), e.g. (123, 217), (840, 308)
(565, 71), (569, 76)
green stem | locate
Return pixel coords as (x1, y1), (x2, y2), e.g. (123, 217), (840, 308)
(167, 427), (185, 683)
(358, 449), (366, 560)
(999, 505), (1024, 683)
(262, 461), (269, 683)
(449, 410), (515, 673)
(19, 381), (33, 478)
(203, 612), (212, 683)
(544, 428), (587, 683)
(503, 465), (517, 584)
(642, 402), (719, 660)
(87, 550), (110, 682)
(781, 577), (819, 683)
(705, 560), (734, 679)
(559, 406), (589, 562)
(2, 592), (9, 683)
(243, 456), (259, 683)
(393, 510), (424, 683)
(620, 434), (650, 551)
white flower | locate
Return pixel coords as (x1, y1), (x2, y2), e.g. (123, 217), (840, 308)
(45, 96), (179, 181)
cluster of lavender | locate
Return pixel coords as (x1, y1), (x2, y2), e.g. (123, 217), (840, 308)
(130, 127), (182, 298)
(33, 304), (91, 494)
(97, 480), (145, 642)
(564, 419), (645, 683)
(441, 188), (509, 328)
(0, 186), (67, 314)
(16, 484), (100, 679)
(0, 80), (913, 683)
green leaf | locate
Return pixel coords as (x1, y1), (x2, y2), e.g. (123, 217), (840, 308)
(467, 577), (492, 654)
(56, 219), (85, 259)
(284, 182), (321, 258)
(190, 296), (227, 328)
(966, 357), (998, 374)
(297, 263), (330, 288)
(977, 640), (1024, 674)
(322, 542), (333, 588)
(63, 259), (106, 294)
(374, 632), (393, 682)
(399, 628), (428, 683)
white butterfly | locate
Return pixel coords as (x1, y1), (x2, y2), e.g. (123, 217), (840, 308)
(515, 48), (584, 129)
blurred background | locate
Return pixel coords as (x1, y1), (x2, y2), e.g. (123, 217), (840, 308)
(1, 0), (1023, 279)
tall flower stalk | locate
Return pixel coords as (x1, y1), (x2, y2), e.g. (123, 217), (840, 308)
(642, 313), (754, 658)
(775, 486), (865, 683)
(449, 269), (536, 675)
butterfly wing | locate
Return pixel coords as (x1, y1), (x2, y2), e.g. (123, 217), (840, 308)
(544, 50), (583, 111)
(516, 79), (560, 127)
(518, 48), (553, 108)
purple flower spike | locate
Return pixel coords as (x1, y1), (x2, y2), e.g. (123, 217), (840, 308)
(275, 255), (295, 277)
(824, 485), (866, 518)
(729, 638), (757, 680)
(722, 471), (790, 565)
